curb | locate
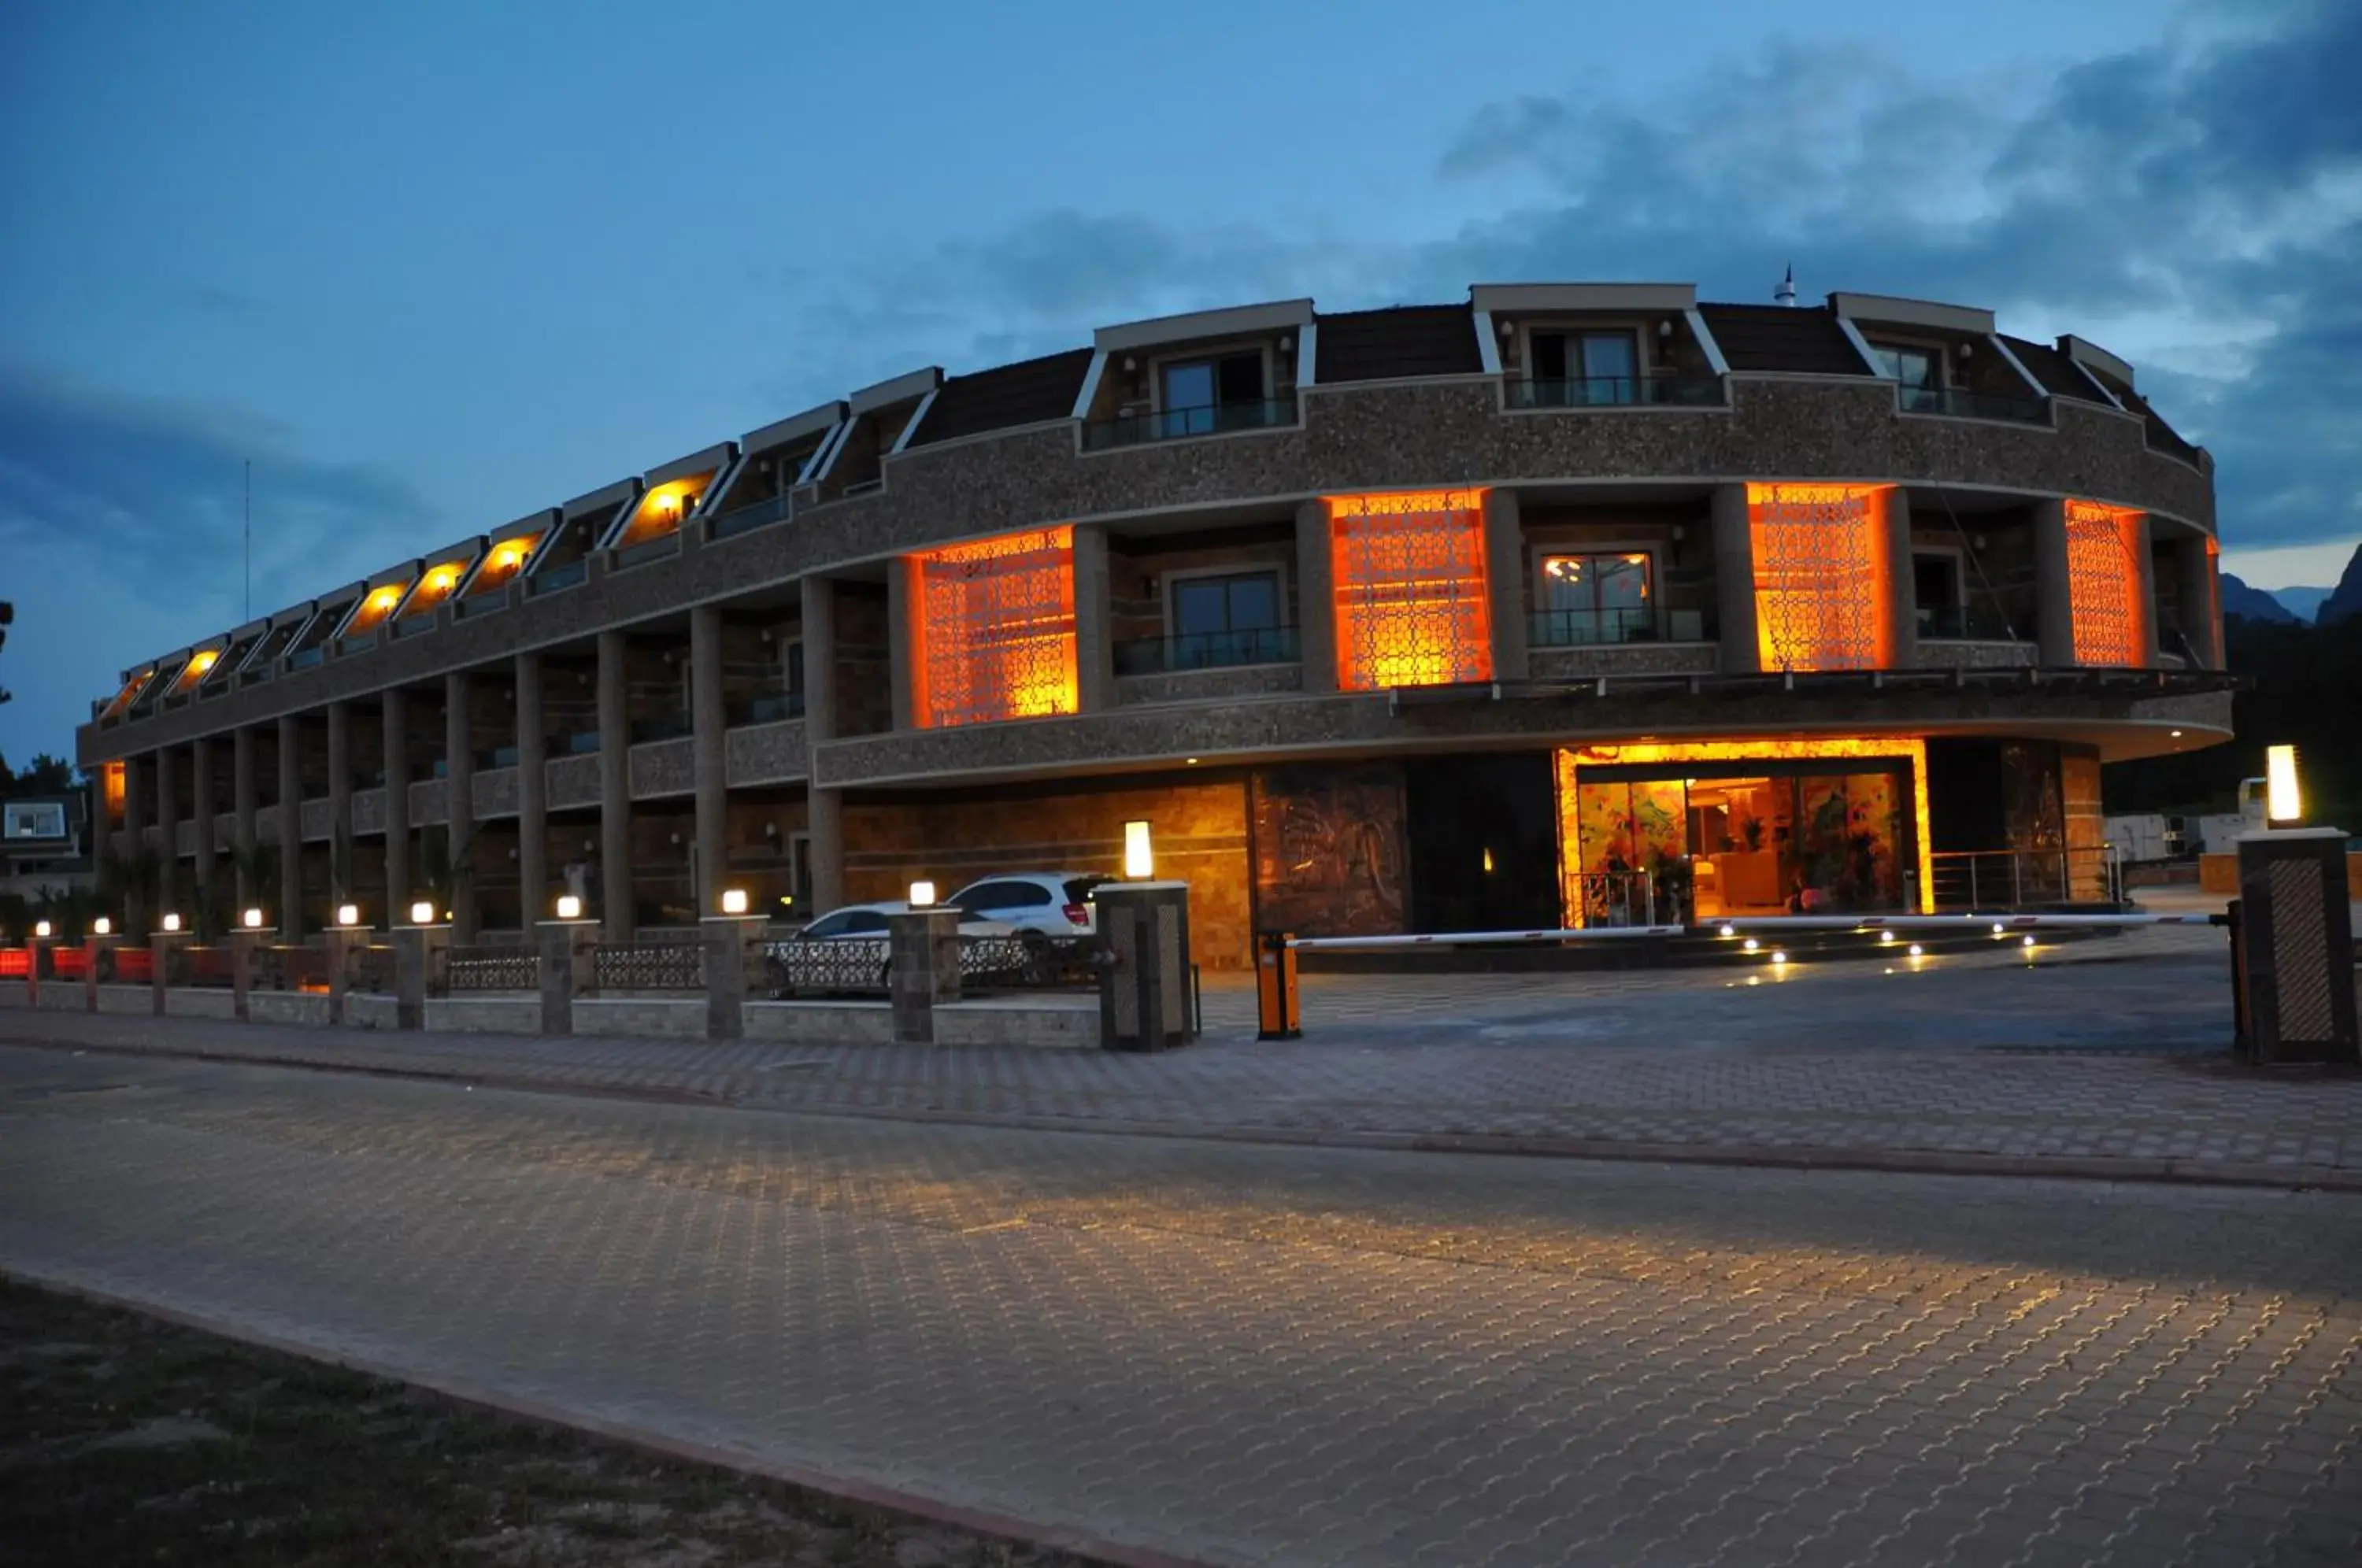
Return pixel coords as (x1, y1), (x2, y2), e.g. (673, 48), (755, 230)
(10, 1032), (2360, 1195)
(2, 1264), (1211, 1568)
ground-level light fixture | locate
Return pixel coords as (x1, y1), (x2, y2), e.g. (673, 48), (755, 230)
(720, 887), (750, 916)
(1123, 820), (1153, 880)
(1991, 923), (2006, 936)
(92, 916), (112, 937)
(1908, 943), (1924, 957)
(2022, 934), (2037, 949)
(2265, 744), (2302, 824)
(909, 880), (937, 908)
(1718, 923), (1734, 938)
(161, 912), (182, 934)
(1742, 936), (1760, 952)
(554, 894), (583, 921)
(243, 908), (265, 930)
(409, 900), (437, 926)
(1771, 950), (1788, 965)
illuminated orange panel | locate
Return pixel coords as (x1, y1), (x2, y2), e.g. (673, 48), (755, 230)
(1327, 488), (1494, 690)
(465, 533), (543, 598)
(100, 669), (154, 721)
(397, 557), (474, 620)
(1555, 737), (1935, 920)
(2204, 534), (2223, 666)
(341, 581), (411, 639)
(1747, 483), (1894, 672)
(2064, 500), (2147, 666)
(909, 527), (1079, 728)
(615, 475), (714, 549)
(102, 760), (127, 822)
(167, 649), (220, 696)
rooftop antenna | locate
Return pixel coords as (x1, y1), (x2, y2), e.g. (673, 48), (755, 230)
(1775, 264), (1797, 308)
(243, 459), (252, 621)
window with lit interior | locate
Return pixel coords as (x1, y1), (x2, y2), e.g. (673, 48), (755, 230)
(1535, 553), (1653, 645)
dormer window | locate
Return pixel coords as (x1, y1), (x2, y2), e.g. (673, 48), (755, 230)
(1531, 329), (1639, 405)
(1157, 351), (1266, 438)
(1873, 344), (1939, 392)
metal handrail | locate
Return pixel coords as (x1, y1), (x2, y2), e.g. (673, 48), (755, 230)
(709, 491), (794, 539)
(1898, 385), (2049, 423)
(1509, 375), (1723, 409)
(1928, 846), (2123, 909)
(1113, 625), (1301, 676)
(1083, 396), (1298, 452)
(1530, 607), (1660, 646)
(727, 689), (805, 726)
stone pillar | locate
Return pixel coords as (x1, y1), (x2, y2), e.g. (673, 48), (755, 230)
(886, 906), (961, 1044)
(230, 928), (257, 1021)
(887, 555), (919, 730)
(1072, 523), (1116, 710)
(2232, 828), (2357, 1064)
(277, 716), (302, 934)
(191, 735), (217, 926)
(1097, 881), (1195, 1052)
(328, 700), (354, 912)
(444, 671), (477, 941)
(596, 631), (633, 937)
(806, 785), (845, 918)
(799, 575), (838, 742)
(690, 605), (728, 918)
(2131, 512), (2158, 668)
(535, 921), (590, 1035)
(2033, 498), (2075, 668)
(120, 756), (149, 919)
(391, 923), (447, 1031)
(154, 745), (179, 920)
(326, 926), (354, 1026)
(2174, 534), (2223, 670)
(1883, 486), (1917, 671)
(1711, 483), (1760, 675)
(702, 914), (765, 1040)
(232, 726), (258, 908)
(149, 930), (180, 1016)
(1481, 488), (1527, 683)
(84, 932), (112, 1011)
(516, 651), (548, 926)
(1294, 498), (1336, 692)
(383, 687), (412, 925)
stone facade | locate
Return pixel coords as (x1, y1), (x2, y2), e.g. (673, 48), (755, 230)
(1917, 642), (2038, 669)
(724, 719), (808, 788)
(1528, 645), (1720, 681)
(628, 737), (694, 799)
(1115, 664), (1306, 707)
(472, 766), (520, 820)
(352, 788), (386, 836)
(546, 754), (600, 811)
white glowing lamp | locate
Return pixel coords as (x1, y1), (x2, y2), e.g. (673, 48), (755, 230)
(34, 920), (52, 939)
(720, 887), (750, 916)
(909, 880), (936, 908)
(2265, 744), (2303, 824)
(1123, 819), (1153, 880)
(161, 912), (182, 934)
(409, 900), (437, 926)
(554, 893), (583, 921)
(92, 916), (113, 937)
(336, 903), (361, 928)
(243, 907), (265, 930)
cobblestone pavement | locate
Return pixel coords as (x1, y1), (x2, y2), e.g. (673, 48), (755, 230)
(4, 1048), (2356, 1566)
(5, 926), (2356, 1187)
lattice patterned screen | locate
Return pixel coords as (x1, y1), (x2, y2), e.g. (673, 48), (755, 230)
(910, 527), (1079, 728)
(2059, 500), (2149, 667)
(1748, 483), (1894, 672)
(1328, 490), (1494, 691)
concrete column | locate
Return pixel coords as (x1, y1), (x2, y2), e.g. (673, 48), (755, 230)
(887, 555), (918, 730)
(2033, 498), (2075, 668)
(2131, 512), (2158, 668)
(392, 924), (446, 1031)
(1072, 523), (1116, 710)
(806, 784), (845, 915)
(1294, 499), (1336, 692)
(1883, 486), (1917, 671)
(276, 715), (302, 933)
(596, 630), (632, 937)
(516, 652), (548, 927)
(1711, 483), (1760, 675)
(886, 906), (961, 1044)
(231, 727), (257, 910)
(799, 575), (837, 742)
(690, 605), (728, 918)
(702, 914), (764, 1040)
(444, 671), (477, 941)
(328, 700), (354, 910)
(191, 735), (217, 923)
(154, 745), (178, 920)
(535, 922), (590, 1035)
(121, 754), (149, 886)
(1482, 488), (1527, 683)
(230, 929), (256, 1021)
(2174, 534), (2223, 669)
(383, 687), (412, 924)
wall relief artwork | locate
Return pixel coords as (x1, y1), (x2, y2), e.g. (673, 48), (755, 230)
(1249, 763), (1406, 937)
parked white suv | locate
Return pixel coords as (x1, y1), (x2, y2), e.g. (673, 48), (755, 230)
(942, 872), (1113, 937)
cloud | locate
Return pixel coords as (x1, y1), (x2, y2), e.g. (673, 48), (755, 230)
(0, 366), (438, 760)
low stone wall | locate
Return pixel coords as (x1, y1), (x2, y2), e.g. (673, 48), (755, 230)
(37, 985), (88, 1011)
(932, 998), (1100, 1049)
(428, 997), (539, 1034)
(165, 990), (238, 1019)
(745, 1000), (896, 1045)
(95, 984), (151, 1015)
(251, 992), (332, 1027)
(348, 994), (398, 1030)
(571, 997), (706, 1040)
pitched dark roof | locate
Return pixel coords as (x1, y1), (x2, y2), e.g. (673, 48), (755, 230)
(1998, 335), (2110, 403)
(907, 348), (1094, 447)
(1696, 304), (1871, 375)
(1315, 305), (1483, 383)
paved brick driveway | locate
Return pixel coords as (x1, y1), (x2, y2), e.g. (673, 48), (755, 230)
(5, 926), (2356, 1187)
(4, 1048), (2356, 1566)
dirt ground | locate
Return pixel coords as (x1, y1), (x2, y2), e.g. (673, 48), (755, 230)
(0, 1277), (1100, 1566)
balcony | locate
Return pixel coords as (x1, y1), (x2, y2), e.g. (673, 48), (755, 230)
(553, 730), (601, 756)
(1897, 386), (2048, 423)
(709, 492), (794, 541)
(473, 745), (520, 770)
(533, 560), (590, 594)
(1530, 608), (1711, 646)
(1918, 604), (2023, 640)
(727, 688), (805, 727)
(1083, 396), (1297, 453)
(2144, 414), (2203, 468)
(628, 715), (692, 744)
(1113, 626), (1301, 677)
(1508, 375), (1723, 410)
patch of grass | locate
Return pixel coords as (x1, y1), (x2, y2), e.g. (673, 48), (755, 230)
(0, 1278), (1104, 1566)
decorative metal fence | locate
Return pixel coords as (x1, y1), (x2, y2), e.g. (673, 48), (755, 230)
(351, 945), (397, 995)
(1572, 870), (1667, 929)
(448, 945), (539, 993)
(167, 945), (238, 988)
(593, 941), (705, 992)
(958, 934), (1103, 992)
(763, 938), (889, 997)
(256, 945), (335, 993)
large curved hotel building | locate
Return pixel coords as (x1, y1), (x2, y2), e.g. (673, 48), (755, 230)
(78, 283), (2230, 965)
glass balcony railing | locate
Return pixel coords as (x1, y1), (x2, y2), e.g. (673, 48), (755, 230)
(1897, 385), (2049, 423)
(1917, 605), (2023, 640)
(287, 646), (325, 670)
(1530, 607), (1663, 646)
(555, 730), (601, 756)
(629, 716), (692, 745)
(1083, 396), (1298, 453)
(728, 689), (806, 726)
(709, 492), (794, 539)
(1509, 375), (1725, 409)
(473, 745), (520, 770)
(533, 560), (590, 594)
(1113, 625), (1301, 677)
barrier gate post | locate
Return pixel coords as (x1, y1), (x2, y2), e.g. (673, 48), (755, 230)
(1257, 930), (1299, 1041)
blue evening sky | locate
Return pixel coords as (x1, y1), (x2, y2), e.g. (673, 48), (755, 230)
(2, 0), (2356, 762)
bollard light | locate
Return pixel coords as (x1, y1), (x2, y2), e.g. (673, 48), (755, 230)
(336, 903), (361, 928)
(1717, 923), (1734, 939)
(409, 900), (436, 926)
(555, 893), (583, 921)
(1742, 936), (1760, 952)
(1878, 930), (1895, 945)
(92, 916), (112, 937)
(720, 887), (750, 916)
(2022, 934), (2038, 949)
(909, 880), (936, 908)
(243, 908), (265, 930)
(1771, 950), (1788, 965)
(34, 919), (51, 938)
(2265, 744), (2303, 824)
(161, 912), (182, 934)
(1908, 942), (1924, 957)
(1123, 819), (1154, 880)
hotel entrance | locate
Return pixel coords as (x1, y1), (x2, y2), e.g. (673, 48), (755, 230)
(1557, 741), (1933, 925)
